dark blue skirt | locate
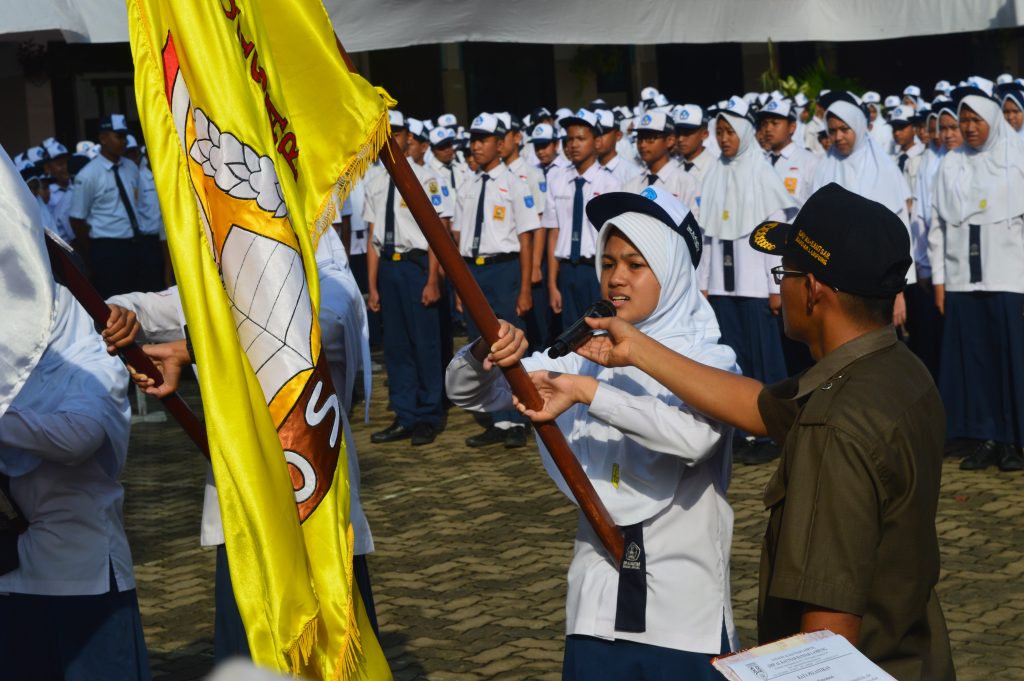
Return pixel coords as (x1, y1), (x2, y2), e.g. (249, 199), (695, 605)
(709, 296), (788, 384)
(563, 626), (731, 681)
(940, 292), (1024, 446)
(0, 566), (151, 680)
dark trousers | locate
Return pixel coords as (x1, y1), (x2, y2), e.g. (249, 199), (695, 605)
(903, 281), (942, 381)
(90, 235), (164, 298)
(214, 545), (379, 663)
(379, 258), (443, 428)
(557, 260), (602, 325)
(0, 565), (151, 681)
(709, 296), (787, 385)
(465, 258), (525, 425)
(525, 261), (555, 352)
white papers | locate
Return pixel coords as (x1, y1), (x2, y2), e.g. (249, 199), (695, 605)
(713, 630), (896, 681)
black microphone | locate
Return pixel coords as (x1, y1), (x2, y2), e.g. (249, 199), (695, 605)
(548, 299), (616, 358)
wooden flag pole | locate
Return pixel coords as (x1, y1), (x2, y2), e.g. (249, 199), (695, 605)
(45, 235), (211, 460)
(335, 42), (624, 564)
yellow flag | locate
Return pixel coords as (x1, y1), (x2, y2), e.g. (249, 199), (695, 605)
(127, 0), (392, 677)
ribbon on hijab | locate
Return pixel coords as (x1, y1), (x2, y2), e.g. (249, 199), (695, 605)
(812, 100), (912, 216)
(933, 94), (1024, 226)
(699, 113), (795, 241)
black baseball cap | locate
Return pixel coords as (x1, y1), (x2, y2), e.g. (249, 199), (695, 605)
(748, 183), (911, 297)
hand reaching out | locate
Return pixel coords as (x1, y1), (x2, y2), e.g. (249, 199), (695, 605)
(102, 304), (141, 354)
(128, 340), (191, 398)
(513, 371), (597, 422)
(574, 316), (643, 368)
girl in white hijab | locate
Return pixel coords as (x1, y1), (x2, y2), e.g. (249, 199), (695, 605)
(446, 188), (739, 680)
(698, 97), (795, 460)
(929, 89), (1024, 471)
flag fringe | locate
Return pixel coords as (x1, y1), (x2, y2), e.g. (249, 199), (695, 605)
(310, 88), (396, 251)
(330, 524), (365, 681)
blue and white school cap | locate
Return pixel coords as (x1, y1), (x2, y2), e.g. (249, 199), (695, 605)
(407, 118), (428, 141)
(793, 92), (810, 108)
(640, 86), (660, 102)
(755, 98), (794, 120)
(388, 110), (406, 130)
(98, 113), (129, 133)
(437, 113), (458, 128)
(429, 126), (456, 147)
(862, 91), (881, 104)
(126, 134), (139, 149)
(934, 80), (953, 94)
(41, 137), (69, 159)
(559, 107), (601, 132)
(673, 104), (706, 130)
(24, 146), (46, 164)
(720, 95), (753, 123)
(531, 123), (555, 144)
(997, 73), (1014, 85)
(635, 111), (674, 134)
(903, 85), (921, 97)
(469, 112), (508, 136)
(594, 109), (616, 132)
(888, 106), (913, 127)
(884, 95), (901, 109)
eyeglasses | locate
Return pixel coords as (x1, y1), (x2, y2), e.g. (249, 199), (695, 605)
(770, 265), (808, 285)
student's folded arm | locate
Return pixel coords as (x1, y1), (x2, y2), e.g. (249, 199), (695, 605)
(587, 383), (727, 463)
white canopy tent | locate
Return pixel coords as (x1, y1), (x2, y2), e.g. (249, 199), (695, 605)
(2, 0), (1023, 49)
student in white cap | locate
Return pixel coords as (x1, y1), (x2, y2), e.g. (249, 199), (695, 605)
(69, 113), (163, 297)
(364, 110), (452, 446)
(791, 92), (810, 149)
(902, 85), (922, 107)
(929, 84), (1024, 472)
(446, 187), (738, 679)
(453, 113), (541, 449)
(889, 106), (926, 194)
(673, 105), (716, 188)
(626, 111), (698, 215)
(429, 126), (465, 194)
(862, 91), (893, 151)
(699, 96), (797, 461)
(543, 108), (623, 325)
(525, 122), (562, 351)
(755, 98), (819, 206)
(595, 109), (642, 187)
(41, 137), (75, 242)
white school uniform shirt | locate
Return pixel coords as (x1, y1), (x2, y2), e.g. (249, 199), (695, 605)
(681, 147), (716, 191)
(896, 140), (927, 196)
(506, 156), (547, 216)
(698, 209), (787, 298)
(365, 160), (452, 254)
(768, 141), (820, 205)
(453, 163), (540, 257)
(927, 213), (1024, 293)
(445, 346), (738, 655)
(47, 183), (75, 242)
(542, 161), (623, 260)
(0, 285), (134, 596)
(804, 115), (826, 155)
(105, 283), (376, 554)
(624, 161), (699, 216)
(343, 183), (369, 256)
(137, 164), (165, 236)
(429, 155), (467, 198)
(601, 153), (643, 188)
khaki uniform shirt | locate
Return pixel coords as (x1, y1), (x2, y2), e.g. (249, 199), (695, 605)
(756, 326), (955, 681)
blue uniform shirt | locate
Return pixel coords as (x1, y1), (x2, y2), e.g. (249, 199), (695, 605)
(69, 155), (151, 239)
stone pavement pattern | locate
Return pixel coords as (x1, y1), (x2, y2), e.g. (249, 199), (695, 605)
(124, 374), (1024, 680)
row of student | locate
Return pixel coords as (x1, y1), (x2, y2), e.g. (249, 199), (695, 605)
(13, 114), (169, 298)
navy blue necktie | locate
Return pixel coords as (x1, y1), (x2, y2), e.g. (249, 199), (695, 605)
(471, 174), (490, 258)
(570, 177), (586, 263)
(382, 180), (396, 257)
(111, 163), (141, 239)
(646, 173), (657, 186)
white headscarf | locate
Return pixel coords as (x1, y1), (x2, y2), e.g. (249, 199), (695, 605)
(934, 94), (1024, 226)
(0, 146), (55, 419)
(535, 212), (738, 525)
(700, 113), (795, 241)
(812, 100), (912, 216)
(0, 285), (130, 477)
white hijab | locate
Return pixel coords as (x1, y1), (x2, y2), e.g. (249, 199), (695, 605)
(0, 146), (55, 419)
(812, 100), (912, 215)
(700, 113), (795, 241)
(934, 94), (1024, 226)
(535, 212), (739, 525)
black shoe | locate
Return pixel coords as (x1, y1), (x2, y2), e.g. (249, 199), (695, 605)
(998, 444), (1024, 472)
(371, 419), (412, 444)
(411, 422), (437, 446)
(945, 438), (978, 458)
(960, 439), (1001, 470)
(504, 426), (528, 449)
(465, 425), (506, 448)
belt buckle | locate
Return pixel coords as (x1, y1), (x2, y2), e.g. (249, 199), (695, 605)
(475, 256), (485, 266)
(391, 253), (401, 262)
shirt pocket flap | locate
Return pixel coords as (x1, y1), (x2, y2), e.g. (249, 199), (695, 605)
(762, 468), (787, 509)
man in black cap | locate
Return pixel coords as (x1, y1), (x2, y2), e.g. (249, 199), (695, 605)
(575, 183), (955, 680)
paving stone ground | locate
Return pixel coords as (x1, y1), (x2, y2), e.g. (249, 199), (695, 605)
(124, 363), (1024, 680)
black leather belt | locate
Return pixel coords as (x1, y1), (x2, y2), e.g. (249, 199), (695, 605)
(384, 249), (427, 263)
(558, 257), (595, 266)
(464, 253), (519, 266)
